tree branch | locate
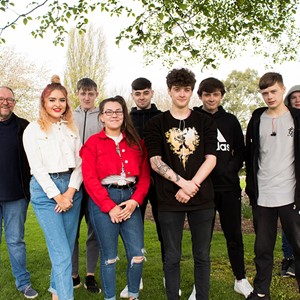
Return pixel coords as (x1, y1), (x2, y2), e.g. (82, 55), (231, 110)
(0, 0), (49, 35)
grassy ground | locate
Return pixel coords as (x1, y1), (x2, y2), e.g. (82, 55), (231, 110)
(0, 204), (299, 300)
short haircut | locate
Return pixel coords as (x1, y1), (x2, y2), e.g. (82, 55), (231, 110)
(77, 78), (97, 91)
(166, 68), (196, 90)
(0, 86), (14, 97)
(259, 72), (284, 90)
(197, 77), (226, 97)
(131, 78), (152, 90)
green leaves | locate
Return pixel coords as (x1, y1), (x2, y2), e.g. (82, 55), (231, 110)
(223, 68), (263, 130)
(0, 0), (300, 68)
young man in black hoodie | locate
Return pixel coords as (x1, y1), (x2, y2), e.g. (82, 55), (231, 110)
(130, 77), (162, 218)
(120, 77), (162, 298)
(193, 77), (253, 299)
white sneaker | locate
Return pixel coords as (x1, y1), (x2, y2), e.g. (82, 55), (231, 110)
(120, 278), (143, 298)
(234, 278), (253, 298)
(162, 277), (182, 296)
(188, 284), (196, 300)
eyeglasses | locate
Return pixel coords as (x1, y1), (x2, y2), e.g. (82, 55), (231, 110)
(102, 110), (123, 116)
(0, 97), (15, 104)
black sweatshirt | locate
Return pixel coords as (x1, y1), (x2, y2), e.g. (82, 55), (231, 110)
(130, 104), (162, 139)
(194, 105), (245, 192)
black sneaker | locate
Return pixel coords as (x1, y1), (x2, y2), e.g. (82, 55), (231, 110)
(84, 275), (101, 293)
(286, 259), (295, 277)
(280, 258), (291, 277)
(246, 291), (270, 299)
(73, 275), (82, 289)
(21, 285), (38, 299)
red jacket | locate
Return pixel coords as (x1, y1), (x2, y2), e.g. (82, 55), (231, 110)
(80, 130), (150, 213)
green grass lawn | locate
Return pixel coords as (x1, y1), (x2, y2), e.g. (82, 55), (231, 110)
(0, 204), (299, 299)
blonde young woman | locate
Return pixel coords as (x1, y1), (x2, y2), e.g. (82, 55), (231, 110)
(23, 75), (82, 300)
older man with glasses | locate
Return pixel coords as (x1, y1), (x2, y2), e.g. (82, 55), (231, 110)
(0, 87), (38, 299)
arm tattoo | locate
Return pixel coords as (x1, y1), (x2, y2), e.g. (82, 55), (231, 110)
(154, 157), (170, 176)
(153, 156), (180, 182)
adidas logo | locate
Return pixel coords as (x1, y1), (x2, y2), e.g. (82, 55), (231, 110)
(216, 129), (230, 151)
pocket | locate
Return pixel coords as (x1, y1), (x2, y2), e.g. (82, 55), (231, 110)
(30, 176), (42, 193)
(128, 186), (136, 196)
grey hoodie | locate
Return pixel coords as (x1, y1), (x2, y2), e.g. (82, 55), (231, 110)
(73, 106), (102, 143)
(284, 85), (300, 106)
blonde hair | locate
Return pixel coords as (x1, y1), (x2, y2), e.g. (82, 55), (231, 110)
(38, 75), (77, 133)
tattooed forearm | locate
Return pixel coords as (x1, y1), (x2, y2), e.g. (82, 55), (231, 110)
(152, 156), (181, 182)
(153, 157), (170, 176)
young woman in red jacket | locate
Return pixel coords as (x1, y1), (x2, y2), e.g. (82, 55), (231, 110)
(80, 96), (150, 300)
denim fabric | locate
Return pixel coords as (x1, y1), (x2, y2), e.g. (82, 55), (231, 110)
(158, 209), (215, 300)
(89, 186), (144, 300)
(0, 198), (31, 291)
(282, 230), (294, 259)
(30, 174), (82, 300)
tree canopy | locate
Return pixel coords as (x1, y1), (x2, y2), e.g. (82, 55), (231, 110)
(0, 46), (48, 121)
(1, 0), (299, 68)
(64, 24), (108, 108)
(223, 68), (264, 130)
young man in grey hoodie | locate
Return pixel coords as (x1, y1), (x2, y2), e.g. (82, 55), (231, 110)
(72, 78), (102, 293)
(278, 85), (300, 278)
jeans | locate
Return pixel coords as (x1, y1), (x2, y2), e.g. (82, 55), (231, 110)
(158, 209), (215, 300)
(89, 186), (144, 300)
(215, 190), (246, 279)
(0, 198), (31, 291)
(30, 174), (82, 300)
(252, 203), (300, 295)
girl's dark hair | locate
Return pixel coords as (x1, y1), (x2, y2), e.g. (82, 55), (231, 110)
(99, 96), (142, 151)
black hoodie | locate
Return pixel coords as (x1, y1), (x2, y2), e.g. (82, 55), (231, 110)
(130, 104), (162, 138)
(193, 105), (245, 192)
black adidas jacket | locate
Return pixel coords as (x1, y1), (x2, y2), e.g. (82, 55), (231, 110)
(194, 105), (245, 192)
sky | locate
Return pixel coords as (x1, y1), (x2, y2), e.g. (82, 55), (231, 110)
(2, 2), (300, 99)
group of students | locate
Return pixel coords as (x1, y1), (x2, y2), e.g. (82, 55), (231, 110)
(0, 68), (300, 300)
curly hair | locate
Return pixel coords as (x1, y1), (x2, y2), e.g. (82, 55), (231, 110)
(166, 68), (196, 90)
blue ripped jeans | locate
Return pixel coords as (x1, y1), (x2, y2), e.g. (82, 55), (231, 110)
(89, 186), (144, 300)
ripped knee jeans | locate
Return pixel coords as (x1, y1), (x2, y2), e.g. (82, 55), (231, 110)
(89, 187), (145, 300)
